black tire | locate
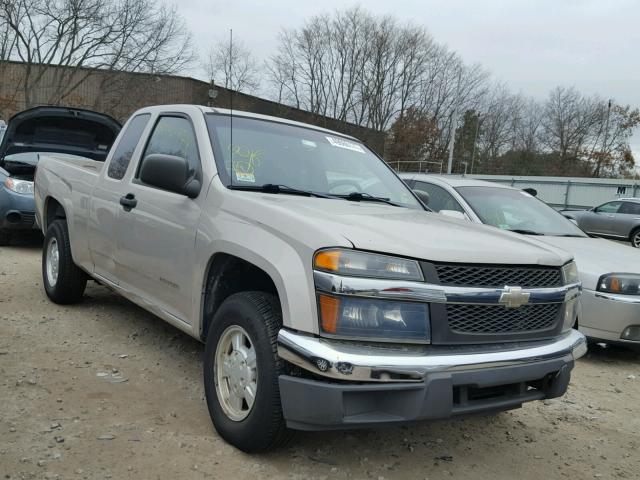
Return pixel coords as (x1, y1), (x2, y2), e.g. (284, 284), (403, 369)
(42, 220), (87, 304)
(630, 228), (640, 248)
(203, 291), (293, 452)
(0, 229), (12, 246)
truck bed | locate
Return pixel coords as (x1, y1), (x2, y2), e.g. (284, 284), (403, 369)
(34, 153), (104, 273)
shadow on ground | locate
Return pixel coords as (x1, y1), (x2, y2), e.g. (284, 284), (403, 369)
(1, 230), (43, 249)
(582, 341), (640, 364)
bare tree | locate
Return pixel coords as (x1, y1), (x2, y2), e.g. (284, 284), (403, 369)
(268, 7), (638, 177)
(0, 0), (195, 108)
(205, 37), (260, 93)
(267, 7), (436, 131)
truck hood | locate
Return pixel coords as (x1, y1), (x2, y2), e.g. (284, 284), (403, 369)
(228, 192), (573, 266)
(0, 107), (121, 175)
(536, 236), (640, 289)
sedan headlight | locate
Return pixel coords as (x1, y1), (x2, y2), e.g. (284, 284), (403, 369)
(561, 261), (580, 285)
(598, 273), (640, 295)
(314, 249), (423, 281)
(318, 294), (430, 342)
(4, 177), (34, 195)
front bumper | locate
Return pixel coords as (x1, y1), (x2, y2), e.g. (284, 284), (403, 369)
(0, 187), (37, 230)
(277, 329), (586, 430)
(579, 288), (640, 344)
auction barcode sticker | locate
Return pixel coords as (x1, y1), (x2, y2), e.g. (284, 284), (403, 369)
(326, 136), (365, 154)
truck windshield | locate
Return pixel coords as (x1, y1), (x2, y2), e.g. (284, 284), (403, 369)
(206, 114), (421, 209)
(456, 186), (586, 237)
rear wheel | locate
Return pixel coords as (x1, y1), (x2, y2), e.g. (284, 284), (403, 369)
(203, 291), (292, 452)
(42, 220), (87, 304)
(630, 228), (640, 248)
(0, 229), (12, 246)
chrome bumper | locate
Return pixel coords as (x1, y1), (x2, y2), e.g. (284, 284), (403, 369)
(278, 328), (587, 383)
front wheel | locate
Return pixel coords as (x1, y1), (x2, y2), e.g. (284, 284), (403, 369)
(630, 228), (640, 248)
(42, 220), (87, 304)
(203, 291), (292, 452)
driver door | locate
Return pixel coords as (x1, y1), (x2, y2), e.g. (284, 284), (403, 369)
(581, 201), (621, 235)
(115, 114), (203, 324)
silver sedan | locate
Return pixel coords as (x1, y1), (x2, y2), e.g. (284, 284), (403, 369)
(562, 199), (640, 248)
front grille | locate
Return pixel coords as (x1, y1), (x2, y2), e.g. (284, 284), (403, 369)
(435, 264), (562, 288)
(446, 303), (561, 334)
(20, 211), (36, 226)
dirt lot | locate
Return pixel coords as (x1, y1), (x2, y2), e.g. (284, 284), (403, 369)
(1, 235), (640, 480)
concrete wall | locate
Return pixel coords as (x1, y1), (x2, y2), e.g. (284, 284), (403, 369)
(0, 61), (385, 154)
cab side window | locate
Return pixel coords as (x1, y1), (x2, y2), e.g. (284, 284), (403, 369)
(107, 114), (150, 180)
(140, 116), (201, 181)
(595, 201), (622, 214)
(413, 181), (464, 213)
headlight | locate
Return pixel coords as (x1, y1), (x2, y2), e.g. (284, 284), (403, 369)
(4, 177), (34, 195)
(561, 261), (579, 285)
(314, 249), (423, 281)
(318, 294), (430, 342)
(598, 273), (640, 295)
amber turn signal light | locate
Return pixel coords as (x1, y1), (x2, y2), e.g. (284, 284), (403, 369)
(314, 250), (341, 271)
(318, 294), (340, 334)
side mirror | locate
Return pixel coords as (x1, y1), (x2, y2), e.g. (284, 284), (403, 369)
(139, 154), (201, 198)
(413, 189), (430, 206)
(439, 210), (469, 221)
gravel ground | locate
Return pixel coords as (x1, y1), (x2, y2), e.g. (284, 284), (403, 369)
(1, 234), (640, 480)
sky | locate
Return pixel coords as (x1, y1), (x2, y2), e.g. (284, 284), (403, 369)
(178, 0), (640, 161)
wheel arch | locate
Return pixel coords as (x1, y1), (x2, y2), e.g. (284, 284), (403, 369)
(199, 252), (286, 341)
(43, 196), (67, 231)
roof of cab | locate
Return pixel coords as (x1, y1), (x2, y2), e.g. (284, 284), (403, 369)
(131, 104), (360, 141)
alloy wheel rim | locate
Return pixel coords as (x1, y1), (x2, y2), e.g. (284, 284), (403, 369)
(634, 232), (640, 248)
(214, 325), (258, 421)
(46, 237), (59, 286)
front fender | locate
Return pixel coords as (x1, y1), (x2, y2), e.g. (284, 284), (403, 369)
(193, 210), (321, 337)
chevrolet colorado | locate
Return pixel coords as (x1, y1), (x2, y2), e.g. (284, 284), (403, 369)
(34, 105), (586, 452)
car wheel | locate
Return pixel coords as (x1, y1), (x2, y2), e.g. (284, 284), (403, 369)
(630, 228), (640, 248)
(203, 291), (293, 452)
(42, 220), (87, 304)
(0, 229), (12, 246)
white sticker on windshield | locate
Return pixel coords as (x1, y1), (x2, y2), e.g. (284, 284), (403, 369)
(235, 171), (255, 183)
(326, 136), (365, 154)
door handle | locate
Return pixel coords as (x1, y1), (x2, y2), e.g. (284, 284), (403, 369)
(119, 193), (137, 212)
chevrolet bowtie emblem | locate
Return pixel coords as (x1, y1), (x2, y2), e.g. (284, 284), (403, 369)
(499, 286), (530, 308)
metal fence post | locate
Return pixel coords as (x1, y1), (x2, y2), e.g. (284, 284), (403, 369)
(564, 181), (571, 209)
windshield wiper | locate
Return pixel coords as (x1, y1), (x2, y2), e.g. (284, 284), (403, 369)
(338, 191), (401, 207)
(504, 228), (544, 235)
(229, 183), (333, 199)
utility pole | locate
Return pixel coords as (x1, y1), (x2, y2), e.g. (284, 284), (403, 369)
(447, 69), (463, 174)
(603, 99), (612, 152)
(470, 113), (481, 175)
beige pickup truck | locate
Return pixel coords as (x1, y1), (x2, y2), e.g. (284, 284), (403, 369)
(35, 105), (586, 452)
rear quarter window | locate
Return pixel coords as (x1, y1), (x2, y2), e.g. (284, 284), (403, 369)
(107, 114), (151, 180)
